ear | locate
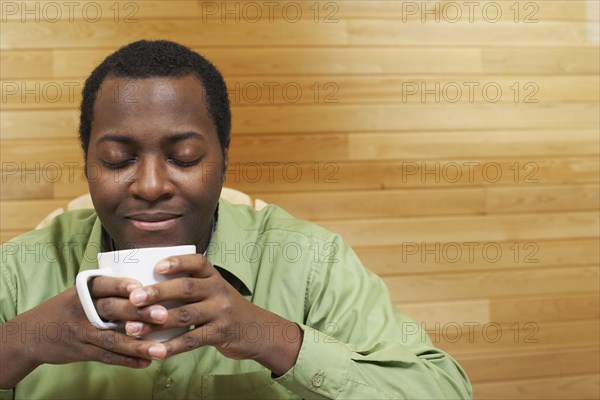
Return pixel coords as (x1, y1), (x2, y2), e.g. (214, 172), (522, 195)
(221, 148), (229, 183)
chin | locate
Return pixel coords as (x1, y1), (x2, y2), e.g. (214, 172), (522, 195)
(116, 233), (190, 250)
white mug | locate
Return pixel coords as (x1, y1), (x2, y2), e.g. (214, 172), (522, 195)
(76, 245), (196, 342)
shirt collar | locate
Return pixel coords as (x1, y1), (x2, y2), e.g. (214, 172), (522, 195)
(206, 198), (255, 296)
(79, 215), (107, 273)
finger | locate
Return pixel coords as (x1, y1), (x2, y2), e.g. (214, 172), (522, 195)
(162, 328), (217, 358)
(125, 302), (214, 335)
(95, 298), (169, 324)
(129, 277), (214, 307)
(90, 276), (142, 298)
(83, 327), (167, 361)
(155, 254), (216, 278)
(83, 344), (153, 369)
(124, 321), (146, 337)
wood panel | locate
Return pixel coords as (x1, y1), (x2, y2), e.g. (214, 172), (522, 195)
(321, 212), (600, 247)
(259, 188), (486, 219)
(429, 319), (599, 354)
(357, 238), (600, 275)
(230, 103), (600, 133)
(3, 104), (598, 138)
(0, 199), (65, 231)
(1, 1), (592, 22)
(457, 346), (600, 383)
(3, 47), (599, 81)
(2, 130), (599, 163)
(0, 172), (53, 200)
(490, 293), (600, 324)
(347, 130), (600, 160)
(254, 184), (599, 219)
(3, 75), (598, 110)
(486, 184), (600, 213)
(397, 299), (490, 328)
(239, 130), (600, 161)
(384, 266), (599, 303)
(4, 157), (596, 199)
(0, 110), (77, 140)
(0, 48), (484, 79)
(4, 180), (596, 222)
(482, 47), (600, 74)
(398, 293), (600, 329)
(0, 20), (593, 50)
(473, 374), (599, 399)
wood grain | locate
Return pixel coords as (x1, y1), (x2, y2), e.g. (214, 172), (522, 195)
(431, 319), (599, 354)
(3, 130), (599, 162)
(490, 293), (600, 324)
(254, 184), (599, 219)
(3, 47), (598, 80)
(1, 19), (592, 50)
(458, 346), (600, 383)
(321, 211), (600, 247)
(399, 292), (600, 329)
(3, 147), (598, 190)
(0, 199), (66, 231)
(4, 104), (598, 138)
(473, 373), (599, 399)
(1, 1), (591, 22)
(3, 76), (598, 110)
(357, 238), (600, 275)
(383, 265), (599, 303)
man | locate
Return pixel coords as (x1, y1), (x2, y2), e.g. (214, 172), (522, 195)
(0, 40), (471, 399)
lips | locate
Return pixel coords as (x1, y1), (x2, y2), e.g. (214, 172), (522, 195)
(126, 213), (182, 231)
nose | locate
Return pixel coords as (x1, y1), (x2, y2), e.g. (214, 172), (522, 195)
(128, 157), (175, 202)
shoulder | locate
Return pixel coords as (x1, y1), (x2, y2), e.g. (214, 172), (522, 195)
(218, 198), (340, 245)
(3, 209), (98, 245)
(1, 209), (101, 317)
(2, 209), (99, 265)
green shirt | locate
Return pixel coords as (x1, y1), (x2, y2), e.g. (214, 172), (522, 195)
(1, 199), (471, 399)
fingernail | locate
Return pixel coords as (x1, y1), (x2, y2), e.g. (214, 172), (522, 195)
(150, 307), (167, 321)
(148, 345), (166, 359)
(126, 321), (143, 335)
(126, 283), (140, 293)
(156, 260), (170, 273)
(131, 290), (147, 305)
(138, 359), (151, 368)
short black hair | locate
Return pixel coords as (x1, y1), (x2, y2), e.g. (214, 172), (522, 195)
(79, 40), (231, 160)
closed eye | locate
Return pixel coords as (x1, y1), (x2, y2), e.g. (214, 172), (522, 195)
(101, 159), (136, 170)
(169, 158), (201, 168)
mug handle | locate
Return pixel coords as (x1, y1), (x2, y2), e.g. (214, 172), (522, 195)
(75, 269), (120, 329)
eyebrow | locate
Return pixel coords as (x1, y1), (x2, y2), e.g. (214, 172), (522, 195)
(165, 131), (207, 143)
(97, 131), (207, 145)
(97, 134), (132, 144)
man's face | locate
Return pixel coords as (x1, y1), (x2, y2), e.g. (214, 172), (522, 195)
(86, 75), (226, 250)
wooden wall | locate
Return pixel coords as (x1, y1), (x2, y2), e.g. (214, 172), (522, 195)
(1, 1), (599, 398)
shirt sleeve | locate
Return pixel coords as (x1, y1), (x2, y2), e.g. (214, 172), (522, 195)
(274, 235), (472, 399)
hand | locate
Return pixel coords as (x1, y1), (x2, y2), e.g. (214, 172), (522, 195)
(123, 254), (303, 375)
(0, 279), (166, 388)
